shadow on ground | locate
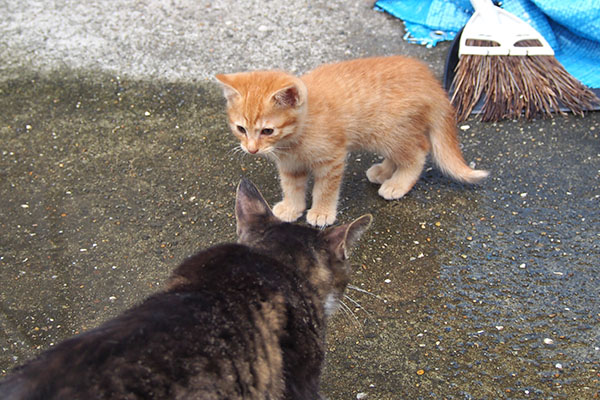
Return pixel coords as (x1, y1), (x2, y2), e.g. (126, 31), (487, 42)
(1, 71), (599, 399)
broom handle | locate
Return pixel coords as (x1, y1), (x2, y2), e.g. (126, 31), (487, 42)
(470, 0), (495, 12)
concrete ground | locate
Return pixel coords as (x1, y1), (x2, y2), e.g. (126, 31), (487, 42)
(1, 1), (599, 398)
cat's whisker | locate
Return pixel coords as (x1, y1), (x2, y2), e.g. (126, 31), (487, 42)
(347, 284), (385, 302)
(336, 300), (355, 327)
(344, 294), (374, 319)
(344, 294), (380, 330)
(337, 299), (363, 332)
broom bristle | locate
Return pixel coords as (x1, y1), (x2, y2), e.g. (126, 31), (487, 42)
(451, 52), (600, 123)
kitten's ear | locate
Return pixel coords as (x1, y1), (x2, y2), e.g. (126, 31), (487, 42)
(215, 74), (241, 103)
(323, 214), (372, 261)
(235, 178), (277, 238)
(270, 80), (306, 108)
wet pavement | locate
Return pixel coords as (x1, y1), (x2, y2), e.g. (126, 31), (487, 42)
(1, 1), (599, 399)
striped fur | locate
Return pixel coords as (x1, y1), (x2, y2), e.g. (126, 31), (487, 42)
(0, 180), (371, 400)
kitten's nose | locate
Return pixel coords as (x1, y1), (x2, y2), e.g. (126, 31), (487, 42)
(247, 140), (259, 154)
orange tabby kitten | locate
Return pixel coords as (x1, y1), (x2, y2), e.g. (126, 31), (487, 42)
(216, 56), (489, 227)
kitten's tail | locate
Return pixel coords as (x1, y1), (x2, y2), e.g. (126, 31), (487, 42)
(429, 109), (489, 184)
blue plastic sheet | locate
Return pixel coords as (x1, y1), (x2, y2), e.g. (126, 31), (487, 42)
(375, 0), (471, 47)
(375, 0), (600, 88)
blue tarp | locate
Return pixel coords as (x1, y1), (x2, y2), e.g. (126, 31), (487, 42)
(375, 0), (600, 88)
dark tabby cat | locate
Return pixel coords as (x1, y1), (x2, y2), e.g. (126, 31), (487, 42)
(0, 179), (371, 400)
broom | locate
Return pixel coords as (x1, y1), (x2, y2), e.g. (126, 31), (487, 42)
(450, 0), (599, 122)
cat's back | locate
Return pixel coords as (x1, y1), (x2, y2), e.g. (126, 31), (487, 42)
(0, 244), (301, 400)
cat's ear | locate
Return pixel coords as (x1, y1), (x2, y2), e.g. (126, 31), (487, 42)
(215, 74), (241, 103)
(270, 80), (306, 109)
(323, 214), (372, 261)
(235, 178), (276, 238)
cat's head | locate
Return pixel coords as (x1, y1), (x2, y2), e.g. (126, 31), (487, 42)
(215, 71), (307, 156)
(236, 178), (371, 317)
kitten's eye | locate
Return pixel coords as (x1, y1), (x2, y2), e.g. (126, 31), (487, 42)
(261, 128), (274, 136)
(237, 125), (246, 134)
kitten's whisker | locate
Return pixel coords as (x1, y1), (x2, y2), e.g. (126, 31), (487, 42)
(271, 147), (293, 158)
(230, 146), (249, 162)
(229, 146), (246, 159)
(267, 151), (281, 163)
(347, 284), (385, 302)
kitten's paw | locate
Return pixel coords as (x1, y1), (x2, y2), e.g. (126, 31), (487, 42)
(306, 208), (336, 227)
(378, 180), (413, 200)
(367, 163), (393, 184)
(273, 202), (304, 222)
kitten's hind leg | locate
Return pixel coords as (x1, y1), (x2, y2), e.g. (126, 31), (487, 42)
(366, 158), (396, 184)
(378, 152), (425, 200)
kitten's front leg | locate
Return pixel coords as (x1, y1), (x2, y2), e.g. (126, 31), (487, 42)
(306, 157), (345, 227)
(273, 162), (309, 222)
